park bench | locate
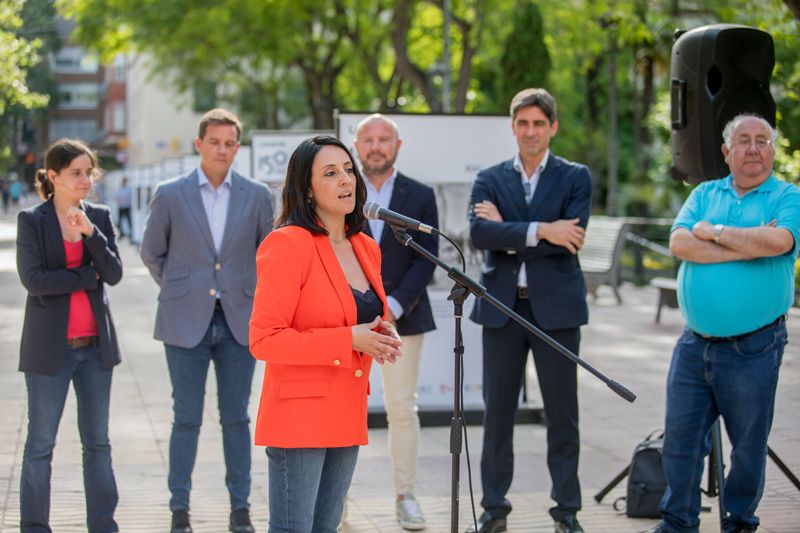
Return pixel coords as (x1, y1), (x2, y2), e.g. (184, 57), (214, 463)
(650, 276), (679, 323)
(624, 226), (679, 323)
(579, 216), (629, 304)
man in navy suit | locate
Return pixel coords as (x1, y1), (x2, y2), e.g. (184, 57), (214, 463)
(354, 114), (438, 531)
(467, 89), (592, 533)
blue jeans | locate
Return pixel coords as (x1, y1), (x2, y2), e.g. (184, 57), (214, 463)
(266, 446), (359, 533)
(165, 308), (256, 512)
(659, 321), (786, 533)
(20, 345), (118, 533)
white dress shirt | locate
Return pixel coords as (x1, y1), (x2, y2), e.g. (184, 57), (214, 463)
(362, 169), (404, 319)
(197, 166), (232, 256)
(513, 150), (550, 288)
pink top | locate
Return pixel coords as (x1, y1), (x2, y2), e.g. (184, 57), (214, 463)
(64, 240), (98, 339)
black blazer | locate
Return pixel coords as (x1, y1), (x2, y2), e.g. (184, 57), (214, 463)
(363, 173), (438, 336)
(469, 155), (592, 330)
(16, 199), (123, 375)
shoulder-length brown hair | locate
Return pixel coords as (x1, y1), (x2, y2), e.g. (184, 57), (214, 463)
(275, 135), (367, 237)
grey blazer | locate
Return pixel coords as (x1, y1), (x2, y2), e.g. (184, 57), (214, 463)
(140, 170), (273, 348)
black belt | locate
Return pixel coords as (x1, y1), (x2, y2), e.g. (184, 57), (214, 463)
(517, 287), (529, 300)
(694, 315), (785, 343)
(66, 336), (98, 349)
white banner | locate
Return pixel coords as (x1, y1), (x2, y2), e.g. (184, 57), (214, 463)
(368, 289), (486, 409)
(161, 157), (183, 180)
(232, 145), (252, 178)
(251, 131), (332, 183)
(337, 112), (515, 183)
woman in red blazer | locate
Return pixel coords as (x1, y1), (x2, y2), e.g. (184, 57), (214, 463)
(250, 136), (402, 532)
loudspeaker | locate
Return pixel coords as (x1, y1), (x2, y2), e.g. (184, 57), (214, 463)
(670, 24), (775, 183)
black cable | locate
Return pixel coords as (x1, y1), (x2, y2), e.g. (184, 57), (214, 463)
(462, 344), (479, 531)
(439, 231), (466, 272)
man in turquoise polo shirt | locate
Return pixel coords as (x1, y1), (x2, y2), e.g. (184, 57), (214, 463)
(644, 114), (800, 533)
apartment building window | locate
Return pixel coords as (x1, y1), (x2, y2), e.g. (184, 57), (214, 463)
(54, 46), (99, 73)
(112, 55), (126, 81)
(50, 119), (100, 142)
(59, 83), (99, 109)
(113, 102), (125, 132)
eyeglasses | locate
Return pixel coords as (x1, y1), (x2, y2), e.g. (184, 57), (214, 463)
(733, 137), (773, 150)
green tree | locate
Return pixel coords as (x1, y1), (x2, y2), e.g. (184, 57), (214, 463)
(0, 0), (49, 171)
(389, 0), (490, 113)
(58, 0), (329, 128)
(495, 1), (550, 109)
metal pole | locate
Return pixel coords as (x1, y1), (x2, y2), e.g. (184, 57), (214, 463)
(606, 28), (619, 216)
(442, 0), (452, 112)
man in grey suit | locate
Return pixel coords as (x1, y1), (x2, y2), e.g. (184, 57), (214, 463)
(140, 108), (273, 533)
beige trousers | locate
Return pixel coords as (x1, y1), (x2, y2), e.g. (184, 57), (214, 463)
(381, 333), (424, 496)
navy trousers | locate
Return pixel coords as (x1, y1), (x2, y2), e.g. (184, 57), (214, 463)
(479, 297), (581, 522)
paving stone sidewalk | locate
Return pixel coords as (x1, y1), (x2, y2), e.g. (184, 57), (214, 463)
(0, 214), (797, 532)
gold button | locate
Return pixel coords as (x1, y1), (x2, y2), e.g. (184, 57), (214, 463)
(333, 359), (341, 366)
(209, 288), (217, 296)
(215, 263), (222, 270)
(354, 369), (364, 378)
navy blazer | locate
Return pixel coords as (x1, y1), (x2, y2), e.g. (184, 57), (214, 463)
(469, 155), (592, 330)
(363, 173), (438, 336)
(16, 199), (123, 375)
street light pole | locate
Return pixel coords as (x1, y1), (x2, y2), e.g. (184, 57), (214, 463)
(443, 0), (452, 112)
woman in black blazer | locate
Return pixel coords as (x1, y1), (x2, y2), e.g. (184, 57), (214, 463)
(16, 139), (123, 533)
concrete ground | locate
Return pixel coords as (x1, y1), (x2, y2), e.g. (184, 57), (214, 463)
(0, 212), (797, 532)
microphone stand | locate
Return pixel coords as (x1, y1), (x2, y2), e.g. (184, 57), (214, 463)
(391, 227), (636, 533)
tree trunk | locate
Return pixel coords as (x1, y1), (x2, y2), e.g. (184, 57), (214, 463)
(299, 62), (335, 130)
(391, 0), (443, 112)
(783, 0), (800, 20)
(453, 0), (487, 112)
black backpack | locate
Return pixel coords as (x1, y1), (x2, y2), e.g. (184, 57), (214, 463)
(615, 430), (666, 518)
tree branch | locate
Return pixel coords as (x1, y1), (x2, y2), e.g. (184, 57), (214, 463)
(391, 0), (442, 111)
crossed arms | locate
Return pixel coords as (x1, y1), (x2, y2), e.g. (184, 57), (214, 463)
(670, 221), (794, 264)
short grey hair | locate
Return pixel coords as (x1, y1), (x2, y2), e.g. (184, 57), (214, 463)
(355, 113), (401, 138)
(722, 113), (778, 149)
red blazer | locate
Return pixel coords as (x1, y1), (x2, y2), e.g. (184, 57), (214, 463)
(249, 225), (387, 447)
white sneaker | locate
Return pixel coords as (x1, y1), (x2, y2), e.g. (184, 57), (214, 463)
(396, 494), (426, 530)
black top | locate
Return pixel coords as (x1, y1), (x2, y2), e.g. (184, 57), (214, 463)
(351, 285), (382, 324)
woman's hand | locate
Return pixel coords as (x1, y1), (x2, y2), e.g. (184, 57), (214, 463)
(351, 316), (403, 365)
(66, 206), (94, 237)
(379, 319), (400, 342)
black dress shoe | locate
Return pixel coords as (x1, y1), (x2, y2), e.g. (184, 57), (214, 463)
(230, 507), (255, 533)
(554, 515), (584, 533)
(171, 509), (192, 533)
(465, 511), (507, 533)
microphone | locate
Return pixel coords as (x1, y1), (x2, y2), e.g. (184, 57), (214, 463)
(363, 202), (438, 235)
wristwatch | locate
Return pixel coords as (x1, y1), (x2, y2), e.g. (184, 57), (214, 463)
(713, 224), (725, 243)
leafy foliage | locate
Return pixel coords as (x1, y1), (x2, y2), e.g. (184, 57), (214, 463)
(0, 0), (51, 172)
(55, 0), (800, 212)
